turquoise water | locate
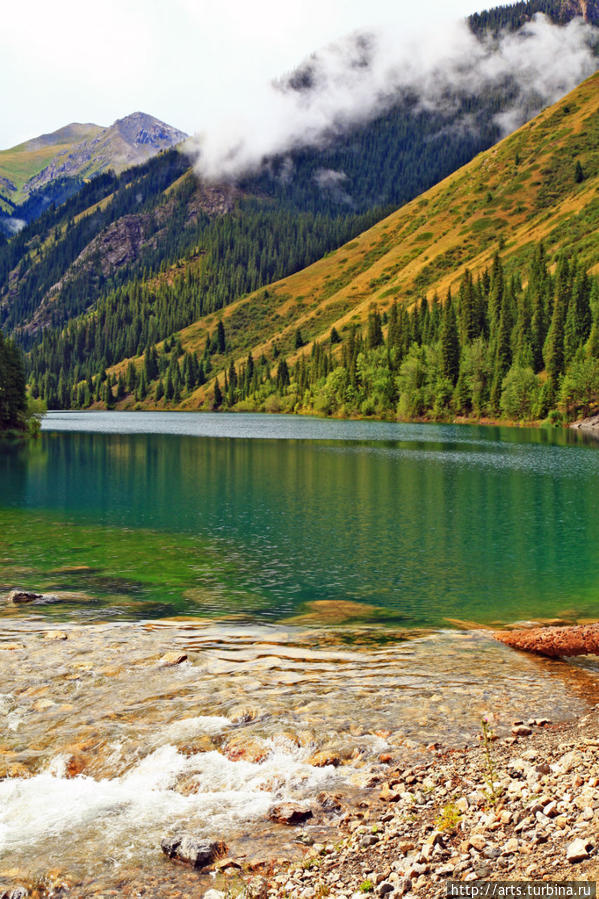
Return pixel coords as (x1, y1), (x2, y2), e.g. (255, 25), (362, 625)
(1, 411), (598, 628)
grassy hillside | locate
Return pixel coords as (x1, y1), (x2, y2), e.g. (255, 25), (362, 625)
(137, 72), (599, 406)
(0, 124), (101, 193)
(0, 115), (186, 225)
(54, 70), (596, 426)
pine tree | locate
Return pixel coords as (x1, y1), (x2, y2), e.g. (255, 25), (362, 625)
(367, 306), (384, 348)
(213, 377), (223, 409)
(440, 291), (460, 385)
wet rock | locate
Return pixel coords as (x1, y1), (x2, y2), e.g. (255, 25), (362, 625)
(377, 883), (395, 897)
(65, 753), (90, 778)
(228, 705), (259, 724)
(7, 590), (42, 604)
(495, 623), (599, 658)
(44, 631), (68, 641)
(161, 834), (227, 868)
(242, 876), (269, 898)
(308, 750), (341, 768)
(269, 802), (313, 825)
(566, 838), (592, 863)
(317, 792), (344, 814)
(158, 651), (188, 668)
(224, 734), (269, 763)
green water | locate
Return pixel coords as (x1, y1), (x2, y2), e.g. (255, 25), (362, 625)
(1, 411), (598, 628)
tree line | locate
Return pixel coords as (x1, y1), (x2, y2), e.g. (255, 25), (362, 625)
(0, 329), (28, 433)
(31, 243), (599, 426)
(210, 243), (599, 423)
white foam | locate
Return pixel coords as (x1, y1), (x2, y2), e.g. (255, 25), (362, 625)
(0, 739), (339, 864)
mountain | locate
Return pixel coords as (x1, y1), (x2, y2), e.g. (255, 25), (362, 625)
(81, 71), (599, 424)
(2, 0), (599, 413)
(470, 0), (599, 31)
(0, 113), (187, 230)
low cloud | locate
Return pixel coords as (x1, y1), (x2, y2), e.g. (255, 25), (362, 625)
(187, 14), (598, 182)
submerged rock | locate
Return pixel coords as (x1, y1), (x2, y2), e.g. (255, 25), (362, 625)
(269, 802), (313, 825)
(157, 651), (188, 667)
(242, 876), (269, 899)
(7, 590), (43, 604)
(161, 834), (227, 868)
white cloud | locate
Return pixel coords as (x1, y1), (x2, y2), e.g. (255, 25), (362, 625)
(0, 0), (474, 148)
(186, 14), (598, 181)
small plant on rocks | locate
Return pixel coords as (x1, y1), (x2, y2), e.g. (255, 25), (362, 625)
(359, 881), (374, 893)
(481, 716), (504, 805)
(434, 801), (463, 833)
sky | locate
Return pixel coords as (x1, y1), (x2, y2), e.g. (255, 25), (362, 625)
(1, 0), (485, 148)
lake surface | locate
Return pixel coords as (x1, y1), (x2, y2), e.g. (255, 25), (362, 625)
(1, 412), (598, 628)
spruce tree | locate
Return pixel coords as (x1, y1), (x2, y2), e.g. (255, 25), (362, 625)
(440, 291), (460, 385)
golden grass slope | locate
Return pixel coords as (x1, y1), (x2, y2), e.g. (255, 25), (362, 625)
(0, 124), (102, 205)
(111, 73), (599, 408)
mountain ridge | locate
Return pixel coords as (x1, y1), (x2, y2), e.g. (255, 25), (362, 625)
(0, 113), (187, 228)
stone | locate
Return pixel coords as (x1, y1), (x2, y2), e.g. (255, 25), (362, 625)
(308, 750), (341, 768)
(242, 876), (268, 899)
(161, 835), (227, 868)
(0, 889), (29, 899)
(512, 725), (533, 737)
(65, 753), (89, 778)
(361, 834), (380, 847)
(7, 590), (42, 604)
(468, 834), (487, 852)
(269, 802), (313, 825)
(224, 734), (269, 763)
(566, 838), (591, 863)
(379, 783), (401, 802)
(377, 883), (395, 897)
(204, 892), (227, 899)
(158, 651), (188, 667)
(44, 631), (68, 641)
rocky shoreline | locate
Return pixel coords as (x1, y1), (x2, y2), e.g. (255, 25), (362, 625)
(5, 703), (599, 899)
(252, 707), (599, 899)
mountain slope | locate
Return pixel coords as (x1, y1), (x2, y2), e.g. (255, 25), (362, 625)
(99, 71), (599, 416)
(26, 68), (599, 413)
(0, 113), (187, 229)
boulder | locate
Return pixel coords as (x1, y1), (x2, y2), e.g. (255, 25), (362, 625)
(161, 835), (227, 868)
(495, 623), (599, 657)
(268, 802), (313, 825)
(308, 750), (341, 768)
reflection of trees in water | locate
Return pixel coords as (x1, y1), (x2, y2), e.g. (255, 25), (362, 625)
(0, 438), (46, 506)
